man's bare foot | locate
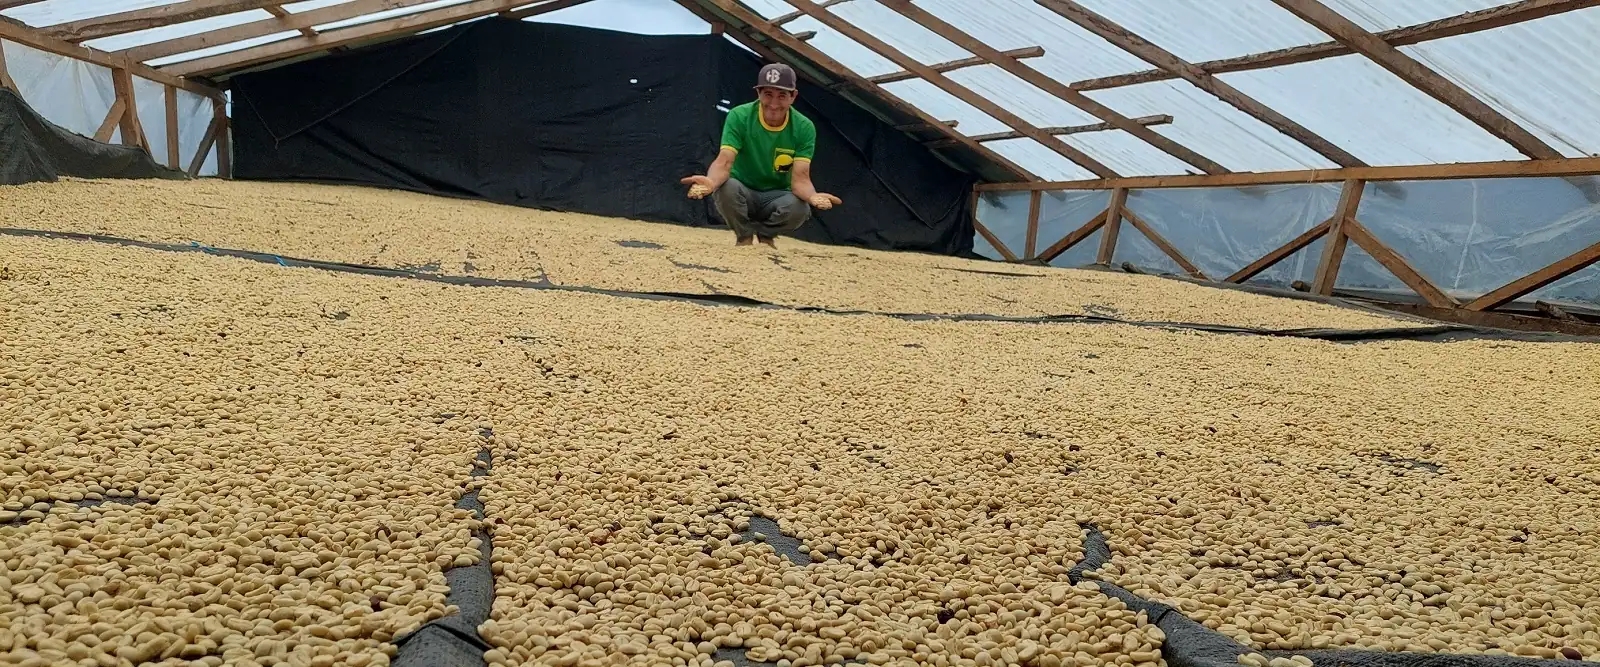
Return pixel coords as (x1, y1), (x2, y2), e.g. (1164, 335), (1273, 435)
(735, 235), (755, 246)
(758, 236), (777, 249)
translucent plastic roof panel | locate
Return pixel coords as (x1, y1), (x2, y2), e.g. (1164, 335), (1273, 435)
(1320, 0), (1513, 31)
(1069, 0), (1332, 62)
(909, 0), (1156, 83)
(2, 1), (178, 27)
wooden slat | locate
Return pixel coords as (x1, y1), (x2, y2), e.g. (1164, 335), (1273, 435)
(1037, 210), (1108, 263)
(263, 4), (318, 38)
(781, 0), (1119, 178)
(883, 0), (1228, 176)
(94, 98), (126, 143)
(1122, 209), (1206, 279)
(895, 120), (959, 132)
(188, 114), (221, 176)
(1343, 217), (1459, 307)
(165, 85), (181, 168)
(1095, 188), (1127, 264)
(974, 220), (1018, 261)
(1038, 0), (1363, 169)
(1311, 180), (1365, 294)
(162, 0), (555, 76)
(694, 0), (1038, 181)
(1465, 239), (1600, 311)
(771, 0), (851, 26)
(972, 155), (1600, 191)
(40, 0), (282, 43)
(1024, 191), (1042, 259)
(1224, 219), (1331, 283)
(0, 17), (223, 99)
(931, 115), (1171, 146)
(1073, 0), (1600, 92)
(868, 46), (1044, 85)
(1269, 0), (1562, 160)
(122, 0), (441, 63)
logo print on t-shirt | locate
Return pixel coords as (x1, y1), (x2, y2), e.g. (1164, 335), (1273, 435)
(774, 148), (795, 173)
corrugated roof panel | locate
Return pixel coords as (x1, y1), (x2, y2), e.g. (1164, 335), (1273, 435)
(826, 0), (974, 66)
(779, 14), (900, 76)
(879, 78), (1009, 136)
(1069, 0), (1330, 63)
(1218, 53), (1529, 165)
(1084, 79), (1342, 173)
(1320, 0), (1513, 31)
(1067, 129), (1221, 176)
(1399, 8), (1600, 158)
(984, 138), (1101, 181)
(146, 29), (303, 67)
(945, 65), (1100, 128)
(902, 0), (1153, 82)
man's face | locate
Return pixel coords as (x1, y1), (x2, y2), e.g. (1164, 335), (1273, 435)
(757, 86), (797, 114)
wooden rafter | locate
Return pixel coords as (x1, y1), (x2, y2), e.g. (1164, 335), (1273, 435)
(122, 0), (442, 63)
(40, 1), (283, 43)
(973, 155), (1600, 191)
(163, 0), (593, 76)
(1073, 0), (1600, 92)
(1038, 0), (1364, 169)
(1465, 239), (1600, 311)
(1269, 0), (1562, 160)
(691, 0), (1038, 181)
(868, 46), (1044, 85)
(771, 0), (851, 26)
(926, 115), (1170, 148)
(262, 5), (318, 38)
(881, 0), (1228, 176)
(0, 17), (222, 99)
(779, 0), (1120, 178)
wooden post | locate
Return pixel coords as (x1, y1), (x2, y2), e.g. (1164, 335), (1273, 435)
(1312, 179), (1365, 295)
(164, 84), (180, 169)
(1096, 188), (1128, 264)
(110, 67), (149, 152)
(0, 41), (17, 93)
(1024, 191), (1042, 259)
(214, 101), (231, 178)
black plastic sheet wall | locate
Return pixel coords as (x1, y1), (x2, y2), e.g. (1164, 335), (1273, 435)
(0, 88), (186, 185)
(228, 19), (978, 255)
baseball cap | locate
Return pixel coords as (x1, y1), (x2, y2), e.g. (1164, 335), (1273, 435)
(755, 63), (798, 91)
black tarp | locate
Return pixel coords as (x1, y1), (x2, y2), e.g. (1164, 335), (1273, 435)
(228, 18), (978, 255)
(0, 88), (185, 185)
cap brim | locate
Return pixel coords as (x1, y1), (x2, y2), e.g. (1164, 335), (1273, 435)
(754, 83), (797, 91)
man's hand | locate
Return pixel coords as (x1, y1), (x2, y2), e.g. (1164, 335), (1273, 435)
(681, 175), (716, 199)
(809, 193), (842, 211)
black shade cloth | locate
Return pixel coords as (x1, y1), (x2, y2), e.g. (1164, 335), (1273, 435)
(228, 18), (978, 255)
(0, 88), (186, 185)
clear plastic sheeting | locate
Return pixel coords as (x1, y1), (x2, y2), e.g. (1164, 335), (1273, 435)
(1349, 177), (1600, 305)
(973, 190), (1031, 259)
(1120, 184), (1341, 283)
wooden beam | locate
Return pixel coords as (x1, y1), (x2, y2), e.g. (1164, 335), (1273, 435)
(881, 0), (1228, 176)
(0, 0), (50, 9)
(1123, 209), (1206, 279)
(896, 120), (959, 132)
(771, 0), (851, 26)
(1037, 210), (1108, 263)
(1072, 0), (1600, 92)
(0, 17), (223, 99)
(165, 85), (181, 169)
(1024, 191), (1042, 258)
(1224, 219), (1331, 283)
(0, 38), (16, 92)
(927, 114), (1170, 147)
(111, 67), (150, 152)
(1269, 0), (1562, 160)
(792, 30), (817, 41)
(40, 1), (283, 43)
(504, 0), (596, 20)
(1095, 188), (1127, 264)
(972, 156), (1600, 191)
(868, 46), (1045, 85)
(188, 114), (221, 177)
(974, 219), (1018, 261)
(94, 98), (126, 143)
(1311, 180), (1365, 295)
(122, 0), (442, 63)
(781, 0), (1119, 178)
(1464, 239), (1600, 311)
(263, 5), (318, 38)
(162, 0), (563, 76)
(214, 98), (231, 178)
(1038, 0), (1363, 169)
(696, 0), (1038, 181)
(1343, 217), (1459, 307)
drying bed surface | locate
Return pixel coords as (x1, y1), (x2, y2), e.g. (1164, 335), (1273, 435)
(0, 178), (1421, 331)
(4, 234), (1598, 667)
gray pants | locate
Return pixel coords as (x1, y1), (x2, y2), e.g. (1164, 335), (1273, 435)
(713, 177), (811, 239)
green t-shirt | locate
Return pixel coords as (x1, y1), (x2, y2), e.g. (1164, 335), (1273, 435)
(720, 101), (816, 192)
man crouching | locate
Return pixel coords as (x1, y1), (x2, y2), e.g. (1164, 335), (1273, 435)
(682, 63), (842, 248)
